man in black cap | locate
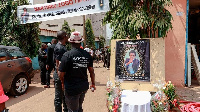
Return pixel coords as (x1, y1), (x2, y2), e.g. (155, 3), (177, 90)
(54, 31), (68, 112)
(59, 31), (95, 112)
(44, 39), (57, 88)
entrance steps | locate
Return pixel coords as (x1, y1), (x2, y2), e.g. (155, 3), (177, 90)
(191, 45), (200, 85)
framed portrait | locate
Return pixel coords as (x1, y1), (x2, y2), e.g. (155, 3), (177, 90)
(115, 39), (150, 81)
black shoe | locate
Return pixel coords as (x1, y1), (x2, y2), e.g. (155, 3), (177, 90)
(44, 85), (50, 88)
(41, 82), (46, 85)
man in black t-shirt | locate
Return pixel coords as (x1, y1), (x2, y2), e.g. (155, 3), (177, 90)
(59, 31), (95, 112)
(38, 43), (47, 85)
(53, 31), (68, 112)
(44, 39), (57, 88)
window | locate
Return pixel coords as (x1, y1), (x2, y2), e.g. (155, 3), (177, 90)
(73, 24), (83, 26)
(46, 24), (58, 27)
(47, 0), (55, 3)
(7, 50), (26, 59)
(0, 50), (7, 62)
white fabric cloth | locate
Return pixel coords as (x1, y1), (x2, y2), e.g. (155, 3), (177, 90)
(84, 48), (90, 53)
(90, 50), (94, 56)
(95, 50), (101, 56)
(121, 90), (151, 112)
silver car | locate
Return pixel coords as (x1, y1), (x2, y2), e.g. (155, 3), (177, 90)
(0, 45), (34, 96)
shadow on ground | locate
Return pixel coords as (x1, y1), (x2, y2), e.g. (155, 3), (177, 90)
(89, 81), (106, 86)
(6, 85), (46, 107)
(176, 79), (200, 102)
(6, 70), (55, 107)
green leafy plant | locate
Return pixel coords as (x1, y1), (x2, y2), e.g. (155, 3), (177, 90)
(163, 81), (178, 109)
(99, 35), (105, 49)
(106, 77), (122, 112)
(85, 19), (95, 49)
(61, 20), (71, 50)
(150, 98), (169, 112)
(103, 0), (173, 39)
(61, 20), (71, 37)
(151, 82), (169, 111)
(71, 28), (75, 32)
(0, 0), (40, 58)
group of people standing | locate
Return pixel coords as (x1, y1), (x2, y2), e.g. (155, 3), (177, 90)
(83, 45), (110, 69)
(38, 31), (96, 112)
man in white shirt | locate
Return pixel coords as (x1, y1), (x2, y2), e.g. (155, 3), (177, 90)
(90, 47), (94, 60)
(95, 49), (101, 67)
(84, 45), (90, 53)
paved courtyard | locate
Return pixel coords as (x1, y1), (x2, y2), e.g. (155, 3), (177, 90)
(5, 62), (200, 112)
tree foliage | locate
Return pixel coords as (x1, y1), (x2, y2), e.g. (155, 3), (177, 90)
(85, 19), (95, 49)
(0, 0), (40, 58)
(61, 20), (71, 37)
(71, 28), (75, 32)
(103, 0), (173, 39)
(61, 20), (71, 50)
(99, 35), (105, 49)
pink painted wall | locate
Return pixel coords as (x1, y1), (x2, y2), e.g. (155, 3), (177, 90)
(165, 0), (187, 86)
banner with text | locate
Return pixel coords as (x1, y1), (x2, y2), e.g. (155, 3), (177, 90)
(17, 0), (109, 24)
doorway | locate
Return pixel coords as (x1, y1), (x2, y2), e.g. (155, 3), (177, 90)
(188, 0), (200, 86)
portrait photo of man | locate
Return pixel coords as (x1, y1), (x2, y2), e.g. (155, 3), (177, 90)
(124, 50), (140, 75)
(21, 7), (29, 24)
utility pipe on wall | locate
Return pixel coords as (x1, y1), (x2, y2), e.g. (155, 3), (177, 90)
(185, 0), (189, 85)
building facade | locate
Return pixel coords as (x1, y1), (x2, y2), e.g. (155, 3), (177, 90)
(31, 0), (108, 69)
(30, 0), (200, 87)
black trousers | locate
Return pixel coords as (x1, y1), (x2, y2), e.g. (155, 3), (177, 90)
(107, 59), (110, 68)
(65, 91), (87, 112)
(39, 62), (47, 84)
(53, 70), (68, 112)
(103, 57), (107, 67)
(46, 65), (54, 86)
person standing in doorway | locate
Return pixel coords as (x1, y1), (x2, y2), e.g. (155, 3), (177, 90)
(38, 43), (48, 85)
(44, 39), (58, 88)
(59, 31), (96, 112)
(54, 31), (68, 112)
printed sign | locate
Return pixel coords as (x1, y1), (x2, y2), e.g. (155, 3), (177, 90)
(115, 40), (150, 81)
(176, 12), (183, 16)
(17, 0), (109, 24)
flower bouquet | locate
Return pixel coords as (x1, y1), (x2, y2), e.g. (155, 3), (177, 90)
(163, 81), (179, 109)
(151, 80), (169, 112)
(106, 76), (122, 112)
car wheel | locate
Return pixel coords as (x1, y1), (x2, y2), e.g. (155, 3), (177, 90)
(10, 74), (29, 96)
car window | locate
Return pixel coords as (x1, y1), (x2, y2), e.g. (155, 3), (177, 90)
(0, 50), (7, 62)
(7, 49), (26, 59)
